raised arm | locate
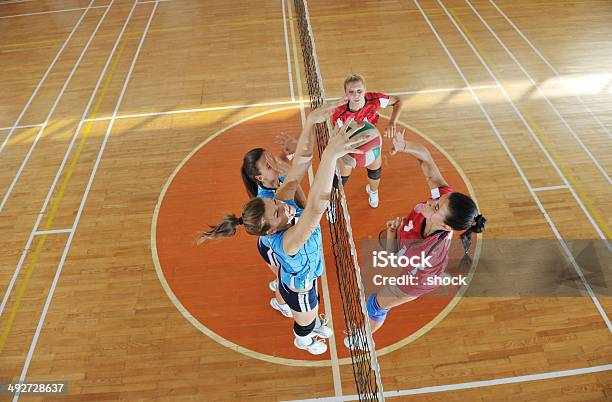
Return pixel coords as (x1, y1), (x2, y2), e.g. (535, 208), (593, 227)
(282, 120), (371, 255)
(275, 102), (343, 202)
(383, 95), (403, 137)
(390, 128), (448, 189)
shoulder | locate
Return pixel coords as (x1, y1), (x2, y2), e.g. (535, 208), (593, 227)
(431, 186), (454, 199)
(365, 92), (390, 108)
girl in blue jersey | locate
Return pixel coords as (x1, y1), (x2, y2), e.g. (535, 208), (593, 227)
(240, 148), (306, 318)
(198, 104), (371, 354)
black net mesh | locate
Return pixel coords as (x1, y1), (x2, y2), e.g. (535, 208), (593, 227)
(292, 1), (384, 400)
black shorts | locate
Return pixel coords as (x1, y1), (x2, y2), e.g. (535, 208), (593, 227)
(279, 279), (319, 312)
(257, 238), (280, 268)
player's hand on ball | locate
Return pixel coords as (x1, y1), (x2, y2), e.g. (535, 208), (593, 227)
(325, 118), (368, 158)
(390, 127), (407, 155)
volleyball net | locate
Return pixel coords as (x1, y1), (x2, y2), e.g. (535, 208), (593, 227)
(292, 0), (384, 400)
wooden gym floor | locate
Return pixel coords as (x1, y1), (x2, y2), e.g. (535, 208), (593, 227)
(0, 0), (610, 400)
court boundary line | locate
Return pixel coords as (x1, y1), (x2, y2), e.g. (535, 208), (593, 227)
(489, 0), (611, 139)
(412, 0), (611, 332)
(13, 2), (159, 399)
(0, 4), (108, 19)
(0, 0), (135, 318)
(281, 0), (295, 102)
(533, 185), (568, 192)
(33, 229), (73, 235)
(81, 85), (498, 122)
(0, 0), (111, 212)
(285, 363), (612, 401)
(464, 0), (610, 184)
(0, 0), (95, 154)
(441, 0), (610, 242)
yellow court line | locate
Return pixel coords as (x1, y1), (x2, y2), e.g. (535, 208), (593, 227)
(0, 34), (131, 354)
(448, 8), (611, 239)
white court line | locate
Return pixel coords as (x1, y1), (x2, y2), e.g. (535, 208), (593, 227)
(0, 1), (94, 154)
(533, 185), (568, 192)
(437, 0), (609, 243)
(13, 2), (159, 400)
(82, 85), (498, 122)
(281, 0), (295, 102)
(0, 123), (44, 131)
(0, 0), (127, 317)
(286, 363), (612, 401)
(413, 0), (611, 332)
(465, 0), (610, 184)
(0, 0), (34, 5)
(286, 0), (341, 396)
(489, 0), (612, 140)
(0, 4), (108, 19)
(0, 0), (111, 213)
(33, 229), (73, 236)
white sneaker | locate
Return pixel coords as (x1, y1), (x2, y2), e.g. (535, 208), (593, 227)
(268, 279), (278, 292)
(366, 184), (379, 208)
(313, 315), (333, 339)
(343, 334), (368, 351)
(270, 298), (292, 318)
(294, 337), (327, 355)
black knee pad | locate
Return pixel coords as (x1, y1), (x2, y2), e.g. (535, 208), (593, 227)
(367, 167), (382, 180)
(294, 319), (316, 337)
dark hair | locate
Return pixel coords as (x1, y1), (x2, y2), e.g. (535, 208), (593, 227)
(241, 148), (265, 198)
(195, 198), (270, 245)
(445, 192), (486, 268)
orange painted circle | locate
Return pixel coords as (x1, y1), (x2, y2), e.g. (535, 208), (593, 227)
(153, 108), (474, 364)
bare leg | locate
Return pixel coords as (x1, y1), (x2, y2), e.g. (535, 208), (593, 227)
(370, 285), (417, 334)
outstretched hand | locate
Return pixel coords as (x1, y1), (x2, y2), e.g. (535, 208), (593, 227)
(275, 132), (298, 158)
(306, 98), (347, 124)
(389, 127), (407, 155)
(325, 118), (371, 158)
(264, 151), (290, 175)
(386, 217), (402, 232)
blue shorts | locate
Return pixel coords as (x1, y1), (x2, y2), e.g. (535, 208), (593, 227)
(279, 279), (319, 312)
(257, 238), (280, 268)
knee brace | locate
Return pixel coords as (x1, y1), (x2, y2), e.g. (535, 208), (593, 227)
(367, 167), (382, 181)
(294, 319), (316, 337)
(366, 294), (389, 323)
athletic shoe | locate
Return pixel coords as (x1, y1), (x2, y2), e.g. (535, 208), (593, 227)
(294, 337), (327, 355)
(343, 334), (368, 351)
(270, 298), (292, 318)
(366, 184), (379, 208)
(313, 314), (333, 339)
(268, 279), (278, 292)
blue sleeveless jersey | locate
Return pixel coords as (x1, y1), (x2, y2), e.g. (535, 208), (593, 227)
(265, 202), (322, 290)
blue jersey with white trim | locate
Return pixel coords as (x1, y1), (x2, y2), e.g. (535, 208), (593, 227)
(266, 201), (323, 290)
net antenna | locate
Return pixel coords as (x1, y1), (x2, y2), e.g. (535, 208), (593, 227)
(292, 1), (385, 400)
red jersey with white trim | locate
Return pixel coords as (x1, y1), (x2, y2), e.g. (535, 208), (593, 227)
(396, 186), (454, 297)
(332, 92), (390, 127)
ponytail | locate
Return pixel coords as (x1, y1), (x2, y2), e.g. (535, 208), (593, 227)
(458, 214), (486, 269)
(241, 148), (265, 198)
(196, 214), (242, 245)
(195, 198), (269, 245)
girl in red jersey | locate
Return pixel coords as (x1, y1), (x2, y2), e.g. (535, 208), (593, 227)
(344, 129), (486, 349)
(331, 73), (403, 208)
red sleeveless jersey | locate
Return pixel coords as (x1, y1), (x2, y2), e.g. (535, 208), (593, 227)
(332, 92), (390, 127)
(396, 186), (454, 296)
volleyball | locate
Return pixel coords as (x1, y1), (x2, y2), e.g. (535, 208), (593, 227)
(342, 121), (382, 168)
